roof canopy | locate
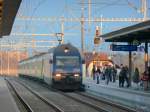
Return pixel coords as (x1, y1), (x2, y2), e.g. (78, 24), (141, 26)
(0, 0), (22, 36)
(100, 20), (150, 43)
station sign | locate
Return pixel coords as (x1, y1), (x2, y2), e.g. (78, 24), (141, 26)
(110, 44), (137, 51)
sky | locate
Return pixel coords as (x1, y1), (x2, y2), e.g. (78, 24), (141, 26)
(9, 0), (150, 55)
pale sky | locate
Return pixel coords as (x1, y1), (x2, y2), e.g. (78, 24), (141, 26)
(10, 0), (150, 54)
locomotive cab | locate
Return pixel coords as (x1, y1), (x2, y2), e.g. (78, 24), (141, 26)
(52, 43), (83, 90)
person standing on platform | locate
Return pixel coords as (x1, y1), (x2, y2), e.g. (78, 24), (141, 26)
(102, 65), (106, 80)
(92, 65), (96, 80)
(96, 66), (101, 84)
(141, 69), (149, 90)
(119, 64), (124, 87)
(124, 65), (129, 87)
(133, 67), (140, 88)
(109, 66), (113, 82)
(148, 66), (150, 81)
(112, 65), (117, 83)
(105, 65), (111, 85)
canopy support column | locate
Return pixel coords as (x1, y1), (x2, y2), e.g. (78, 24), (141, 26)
(129, 50), (132, 87)
(145, 42), (148, 70)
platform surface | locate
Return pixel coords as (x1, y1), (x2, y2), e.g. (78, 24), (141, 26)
(0, 77), (20, 112)
(83, 76), (150, 112)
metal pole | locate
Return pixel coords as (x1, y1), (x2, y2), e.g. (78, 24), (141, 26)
(128, 42), (132, 87)
(141, 0), (148, 20)
(129, 50), (132, 87)
(88, 0), (91, 28)
(81, 0), (84, 54)
(100, 15), (103, 35)
(145, 42), (148, 69)
(61, 17), (64, 44)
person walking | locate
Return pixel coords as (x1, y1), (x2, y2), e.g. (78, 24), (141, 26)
(92, 65), (96, 80)
(96, 66), (101, 84)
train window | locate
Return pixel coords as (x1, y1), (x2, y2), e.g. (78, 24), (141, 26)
(56, 56), (80, 67)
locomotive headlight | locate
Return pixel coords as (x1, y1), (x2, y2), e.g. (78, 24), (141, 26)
(64, 47), (69, 53)
(54, 73), (62, 81)
(56, 74), (61, 77)
(74, 74), (79, 77)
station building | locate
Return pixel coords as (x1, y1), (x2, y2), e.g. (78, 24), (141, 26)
(84, 52), (113, 77)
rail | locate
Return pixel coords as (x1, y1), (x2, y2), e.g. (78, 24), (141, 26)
(5, 78), (34, 112)
(6, 78), (64, 112)
(77, 92), (137, 112)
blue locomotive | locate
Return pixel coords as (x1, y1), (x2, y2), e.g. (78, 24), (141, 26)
(18, 43), (84, 90)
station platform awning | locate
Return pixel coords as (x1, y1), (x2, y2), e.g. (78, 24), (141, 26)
(100, 20), (150, 43)
(0, 0), (22, 36)
(99, 19), (150, 86)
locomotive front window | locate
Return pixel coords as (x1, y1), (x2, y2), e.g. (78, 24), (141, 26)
(56, 56), (80, 67)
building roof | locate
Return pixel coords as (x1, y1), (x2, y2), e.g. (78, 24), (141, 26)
(0, 0), (22, 36)
(100, 20), (150, 43)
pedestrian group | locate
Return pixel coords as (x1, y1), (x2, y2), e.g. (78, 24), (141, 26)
(91, 64), (130, 88)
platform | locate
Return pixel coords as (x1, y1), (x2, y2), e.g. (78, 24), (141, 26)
(0, 76), (19, 112)
(83, 77), (150, 112)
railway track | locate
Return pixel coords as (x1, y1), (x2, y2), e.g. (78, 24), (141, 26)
(62, 92), (137, 112)
(78, 92), (137, 112)
(6, 78), (33, 112)
(5, 78), (64, 112)
(16, 77), (137, 112)
(35, 79), (136, 112)
(14, 78), (102, 112)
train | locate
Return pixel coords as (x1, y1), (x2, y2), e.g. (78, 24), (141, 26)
(18, 43), (84, 90)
